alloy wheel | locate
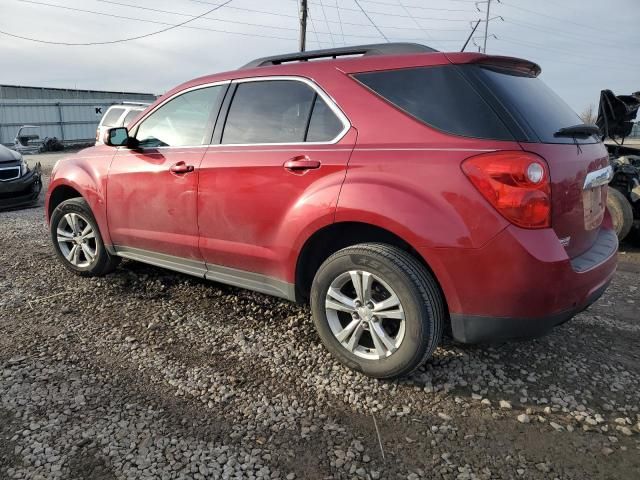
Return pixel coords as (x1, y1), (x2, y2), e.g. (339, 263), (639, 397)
(325, 270), (406, 360)
(56, 213), (97, 268)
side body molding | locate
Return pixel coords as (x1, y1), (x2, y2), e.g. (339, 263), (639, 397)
(113, 246), (296, 300)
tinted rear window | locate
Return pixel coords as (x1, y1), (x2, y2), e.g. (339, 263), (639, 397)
(100, 107), (125, 127)
(474, 67), (594, 144)
(354, 66), (514, 141)
(307, 95), (344, 142)
(123, 109), (141, 127)
(222, 80), (315, 144)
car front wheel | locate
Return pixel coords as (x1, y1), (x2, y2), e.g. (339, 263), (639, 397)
(310, 243), (444, 379)
(50, 198), (120, 276)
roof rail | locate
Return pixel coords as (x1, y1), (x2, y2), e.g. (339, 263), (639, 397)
(242, 43), (437, 69)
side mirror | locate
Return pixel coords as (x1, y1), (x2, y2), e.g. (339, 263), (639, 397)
(104, 127), (130, 147)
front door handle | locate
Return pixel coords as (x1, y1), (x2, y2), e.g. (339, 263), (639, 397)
(170, 161), (194, 174)
(283, 156), (321, 172)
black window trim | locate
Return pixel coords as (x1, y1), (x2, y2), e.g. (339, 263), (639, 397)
(214, 75), (351, 147)
(127, 80), (231, 150)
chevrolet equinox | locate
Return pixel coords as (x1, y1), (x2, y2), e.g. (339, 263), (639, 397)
(46, 43), (617, 378)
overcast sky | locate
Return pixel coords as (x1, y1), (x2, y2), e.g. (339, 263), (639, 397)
(0, 0), (638, 113)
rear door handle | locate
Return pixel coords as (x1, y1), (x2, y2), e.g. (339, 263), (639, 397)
(170, 161), (194, 174)
(283, 156), (321, 172)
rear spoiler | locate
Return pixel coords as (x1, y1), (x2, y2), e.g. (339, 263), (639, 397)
(445, 53), (541, 77)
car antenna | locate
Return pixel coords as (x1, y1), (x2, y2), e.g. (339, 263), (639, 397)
(461, 19), (482, 52)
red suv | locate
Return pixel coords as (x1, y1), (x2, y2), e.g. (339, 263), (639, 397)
(46, 44), (617, 378)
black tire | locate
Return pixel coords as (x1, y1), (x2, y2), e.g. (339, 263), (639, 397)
(50, 198), (120, 276)
(607, 187), (633, 242)
(310, 243), (444, 379)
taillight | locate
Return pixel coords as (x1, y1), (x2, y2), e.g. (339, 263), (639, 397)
(462, 151), (551, 229)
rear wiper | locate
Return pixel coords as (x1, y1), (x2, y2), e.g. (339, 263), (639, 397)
(554, 124), (600, 138)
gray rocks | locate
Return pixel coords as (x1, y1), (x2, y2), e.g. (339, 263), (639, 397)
(1, 181), (639, 480)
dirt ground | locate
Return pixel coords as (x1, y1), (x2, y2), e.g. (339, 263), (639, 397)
(0, 168), (639, 479)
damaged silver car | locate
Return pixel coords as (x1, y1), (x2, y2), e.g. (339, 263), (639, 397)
(0, 144), (42, 210)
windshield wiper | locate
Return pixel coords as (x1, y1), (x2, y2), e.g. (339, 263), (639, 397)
(554, 124), (600, 138)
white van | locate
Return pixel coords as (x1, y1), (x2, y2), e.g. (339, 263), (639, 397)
(95, 103), (149, 145)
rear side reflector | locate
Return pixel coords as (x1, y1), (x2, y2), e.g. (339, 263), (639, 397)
(462, 151), (551, 229)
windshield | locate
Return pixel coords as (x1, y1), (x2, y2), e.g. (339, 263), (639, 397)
(474, 66), (596, 144)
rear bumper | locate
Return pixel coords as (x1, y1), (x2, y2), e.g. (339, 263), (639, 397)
(0, 166), (42, 210)
(450, 277), (611, 343)
(419, 223), (617, 344)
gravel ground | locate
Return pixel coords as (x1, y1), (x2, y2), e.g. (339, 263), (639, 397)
(1, 174), (639, 480)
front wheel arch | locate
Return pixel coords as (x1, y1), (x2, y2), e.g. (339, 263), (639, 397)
(47, 184), (83, 221)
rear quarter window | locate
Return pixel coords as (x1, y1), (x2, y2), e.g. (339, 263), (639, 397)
(354, 66), (514, 141)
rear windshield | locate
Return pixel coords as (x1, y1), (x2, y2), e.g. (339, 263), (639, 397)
(473, 66), (596, 144)
(100, 107), (125, 127)
(354, 66), (514, 141)
(123, 109), (141, 127)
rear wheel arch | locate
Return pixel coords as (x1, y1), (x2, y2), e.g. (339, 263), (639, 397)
(294, 221), (447, 309)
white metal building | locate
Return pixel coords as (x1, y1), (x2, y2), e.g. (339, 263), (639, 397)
(0, 85), (156, 146)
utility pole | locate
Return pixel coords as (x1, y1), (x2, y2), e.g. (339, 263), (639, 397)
(475, 0), (502, 53)
(299, 0), (308, 52)
(482, 0), (491, 54)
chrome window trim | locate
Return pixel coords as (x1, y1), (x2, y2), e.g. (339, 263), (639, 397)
(213, 75), (351, 147)
(126, 80), (232, 150)
(0, 166), (21, 182)
(122, 76), (351, 151)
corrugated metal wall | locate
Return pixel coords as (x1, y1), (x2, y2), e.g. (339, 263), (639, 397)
(0, 85), (157, 146)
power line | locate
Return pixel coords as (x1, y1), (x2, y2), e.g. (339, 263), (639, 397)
(1, 0), (302, 43)
(357, 0), (469, 13)
(353, 0), (389, 42)
(7, 0), (466, 46)
(95, 0), (299, 32)
(502, 18), (639, 48)
(494, 38), (637, 73)
(498, 35), (632, 64)
(335, 0), (346, 46)
(96, 0), (444, 41)
(317, 0), (335, 47)
(185, 0), (471, 31)
(315, 2), (477, 22)
(396, 0), (444, 50)
(306, 9), (322, 48)
(0, 0), (235, 45)
(498, 1), (612, 33)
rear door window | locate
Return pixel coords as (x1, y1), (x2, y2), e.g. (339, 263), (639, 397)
(222, 80), (316, 144)
(123, 109), (142, 127)
(354, 66), (514, 141)
(100, 107), (125, 127)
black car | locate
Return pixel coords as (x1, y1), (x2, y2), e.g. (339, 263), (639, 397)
(0, 144), (42, 210)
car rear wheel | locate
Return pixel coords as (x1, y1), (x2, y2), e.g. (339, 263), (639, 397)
(607, 187), (633, 242)
(50, 198), (120, 276)
(310, 243), (444, 379)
